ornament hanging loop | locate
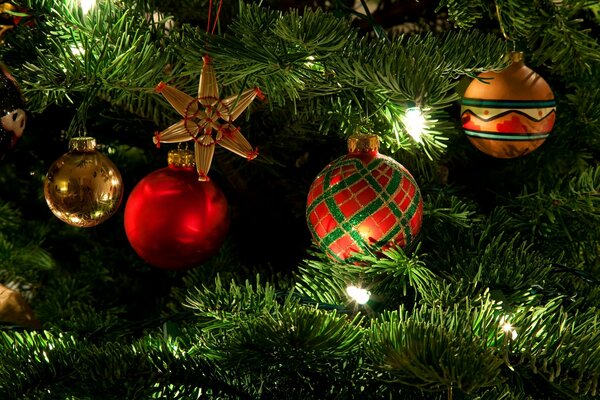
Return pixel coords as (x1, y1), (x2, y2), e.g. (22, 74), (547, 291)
(494, 1), (517, 51)
(69, 82), (102, 138)
(206, 0), (223, 35)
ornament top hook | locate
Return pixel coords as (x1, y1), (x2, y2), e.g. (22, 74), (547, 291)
(347, 134), (379, 154)
(508, 51), (524, 64)
(167, 148), (195, 168)
(68, 136), (96, 152)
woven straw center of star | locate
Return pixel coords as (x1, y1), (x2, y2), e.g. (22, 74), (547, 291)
(183, 96), (233, 146)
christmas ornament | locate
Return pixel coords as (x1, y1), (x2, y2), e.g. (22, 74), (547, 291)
(124, 148), (229, 270)
(44, 137), (123, 227)
(306, 134), (423, 263)
(461, 51), (556, 158)
(0, 2), (27, 40)
(0, 283), (40, 328)
(0, 63), (26, 157)
(154, 55), (263, 181)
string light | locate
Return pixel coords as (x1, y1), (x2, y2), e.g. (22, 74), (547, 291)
(80, 0), (96, 15)
(402, 107), (426, 143)
(346, 285), (370, 305)
(500, 316), (518, 340)
(70, 44), (85, 56)
(304, 55), (324, 72)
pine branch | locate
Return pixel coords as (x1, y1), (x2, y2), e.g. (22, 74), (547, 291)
(508, 165), (600, 251)
(565, 82), (600, 152)
(511, 298), (600, 397)
(424, 191), (480, 230)
(184, 275), (286, 331)
(200, 303), (366, 399)
(367, 299), (506, 394)
(0, 201), (55, 291)
(496, 0), (600, 75)
(6, 0), (173, 126)
(0, 330), (252, 399)
(436, 0), (489, 29)
(295, 247), (438, 310)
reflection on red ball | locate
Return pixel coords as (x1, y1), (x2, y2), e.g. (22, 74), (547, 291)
(124, 165), (229, 270)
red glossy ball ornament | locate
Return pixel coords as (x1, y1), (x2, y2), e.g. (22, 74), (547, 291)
(306, 134), (423, 263)
(124, 149), (229, 270)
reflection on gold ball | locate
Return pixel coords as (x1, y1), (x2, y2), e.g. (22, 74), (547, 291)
(44, 137), (123, 227)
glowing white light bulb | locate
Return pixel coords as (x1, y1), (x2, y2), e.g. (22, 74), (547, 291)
(304, 55), (324, 72)
(346, 285), (370, 305)
(500, 317), (518, 340)
(403, 107), (426, 143)
(80, 0), (96, 15)
(70, 44), (85, 56)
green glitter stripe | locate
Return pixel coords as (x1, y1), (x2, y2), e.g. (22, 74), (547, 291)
(378, 201), (407, 245)
(347, 228), (370, 252)
(308, 157), (387, 217)
(307, 159), (366, 215)
(327, 249), (344, 263)
(359, 160), (384, 194)
(345, 197), (385, 229)
(372, 161), (402, 197)
(319, 195), (385, 252)
(305, 214), (322, 241)
(318, 224), (369, 257)
(386, 172), (401, 197)
(402, 190), (422, 245)
(378, 223), (403, 248)
(403, 190), (421, 218)
(464, 130), (549, 141)
(378, 189), (421, 245)
(387, 193), (408, 221)
(318, 224), (344, 249)
(461, 98), (556, 108)
(339, 196), (386, 255)
(359, 160), (403, 207)
(324, 196), (348, 225)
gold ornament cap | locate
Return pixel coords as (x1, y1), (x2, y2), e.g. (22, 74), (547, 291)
(168, 148), (195, 168)
(68, 137), (97, 152)
(348, 134), (379, 153)
(508, 51), (524, 64)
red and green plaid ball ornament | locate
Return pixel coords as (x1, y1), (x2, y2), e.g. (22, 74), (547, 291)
(306, 134), (423, 262)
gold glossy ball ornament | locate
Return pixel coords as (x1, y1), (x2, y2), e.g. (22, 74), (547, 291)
(44, 137), (124, 227)
(461, 51), (556, 158)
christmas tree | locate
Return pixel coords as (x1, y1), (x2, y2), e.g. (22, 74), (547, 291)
(0, 0), (599, 398)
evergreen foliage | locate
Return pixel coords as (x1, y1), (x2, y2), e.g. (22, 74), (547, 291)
(0, 0), (598, 399)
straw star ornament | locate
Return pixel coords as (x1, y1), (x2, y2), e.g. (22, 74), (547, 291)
(154, 55), (263, 181)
